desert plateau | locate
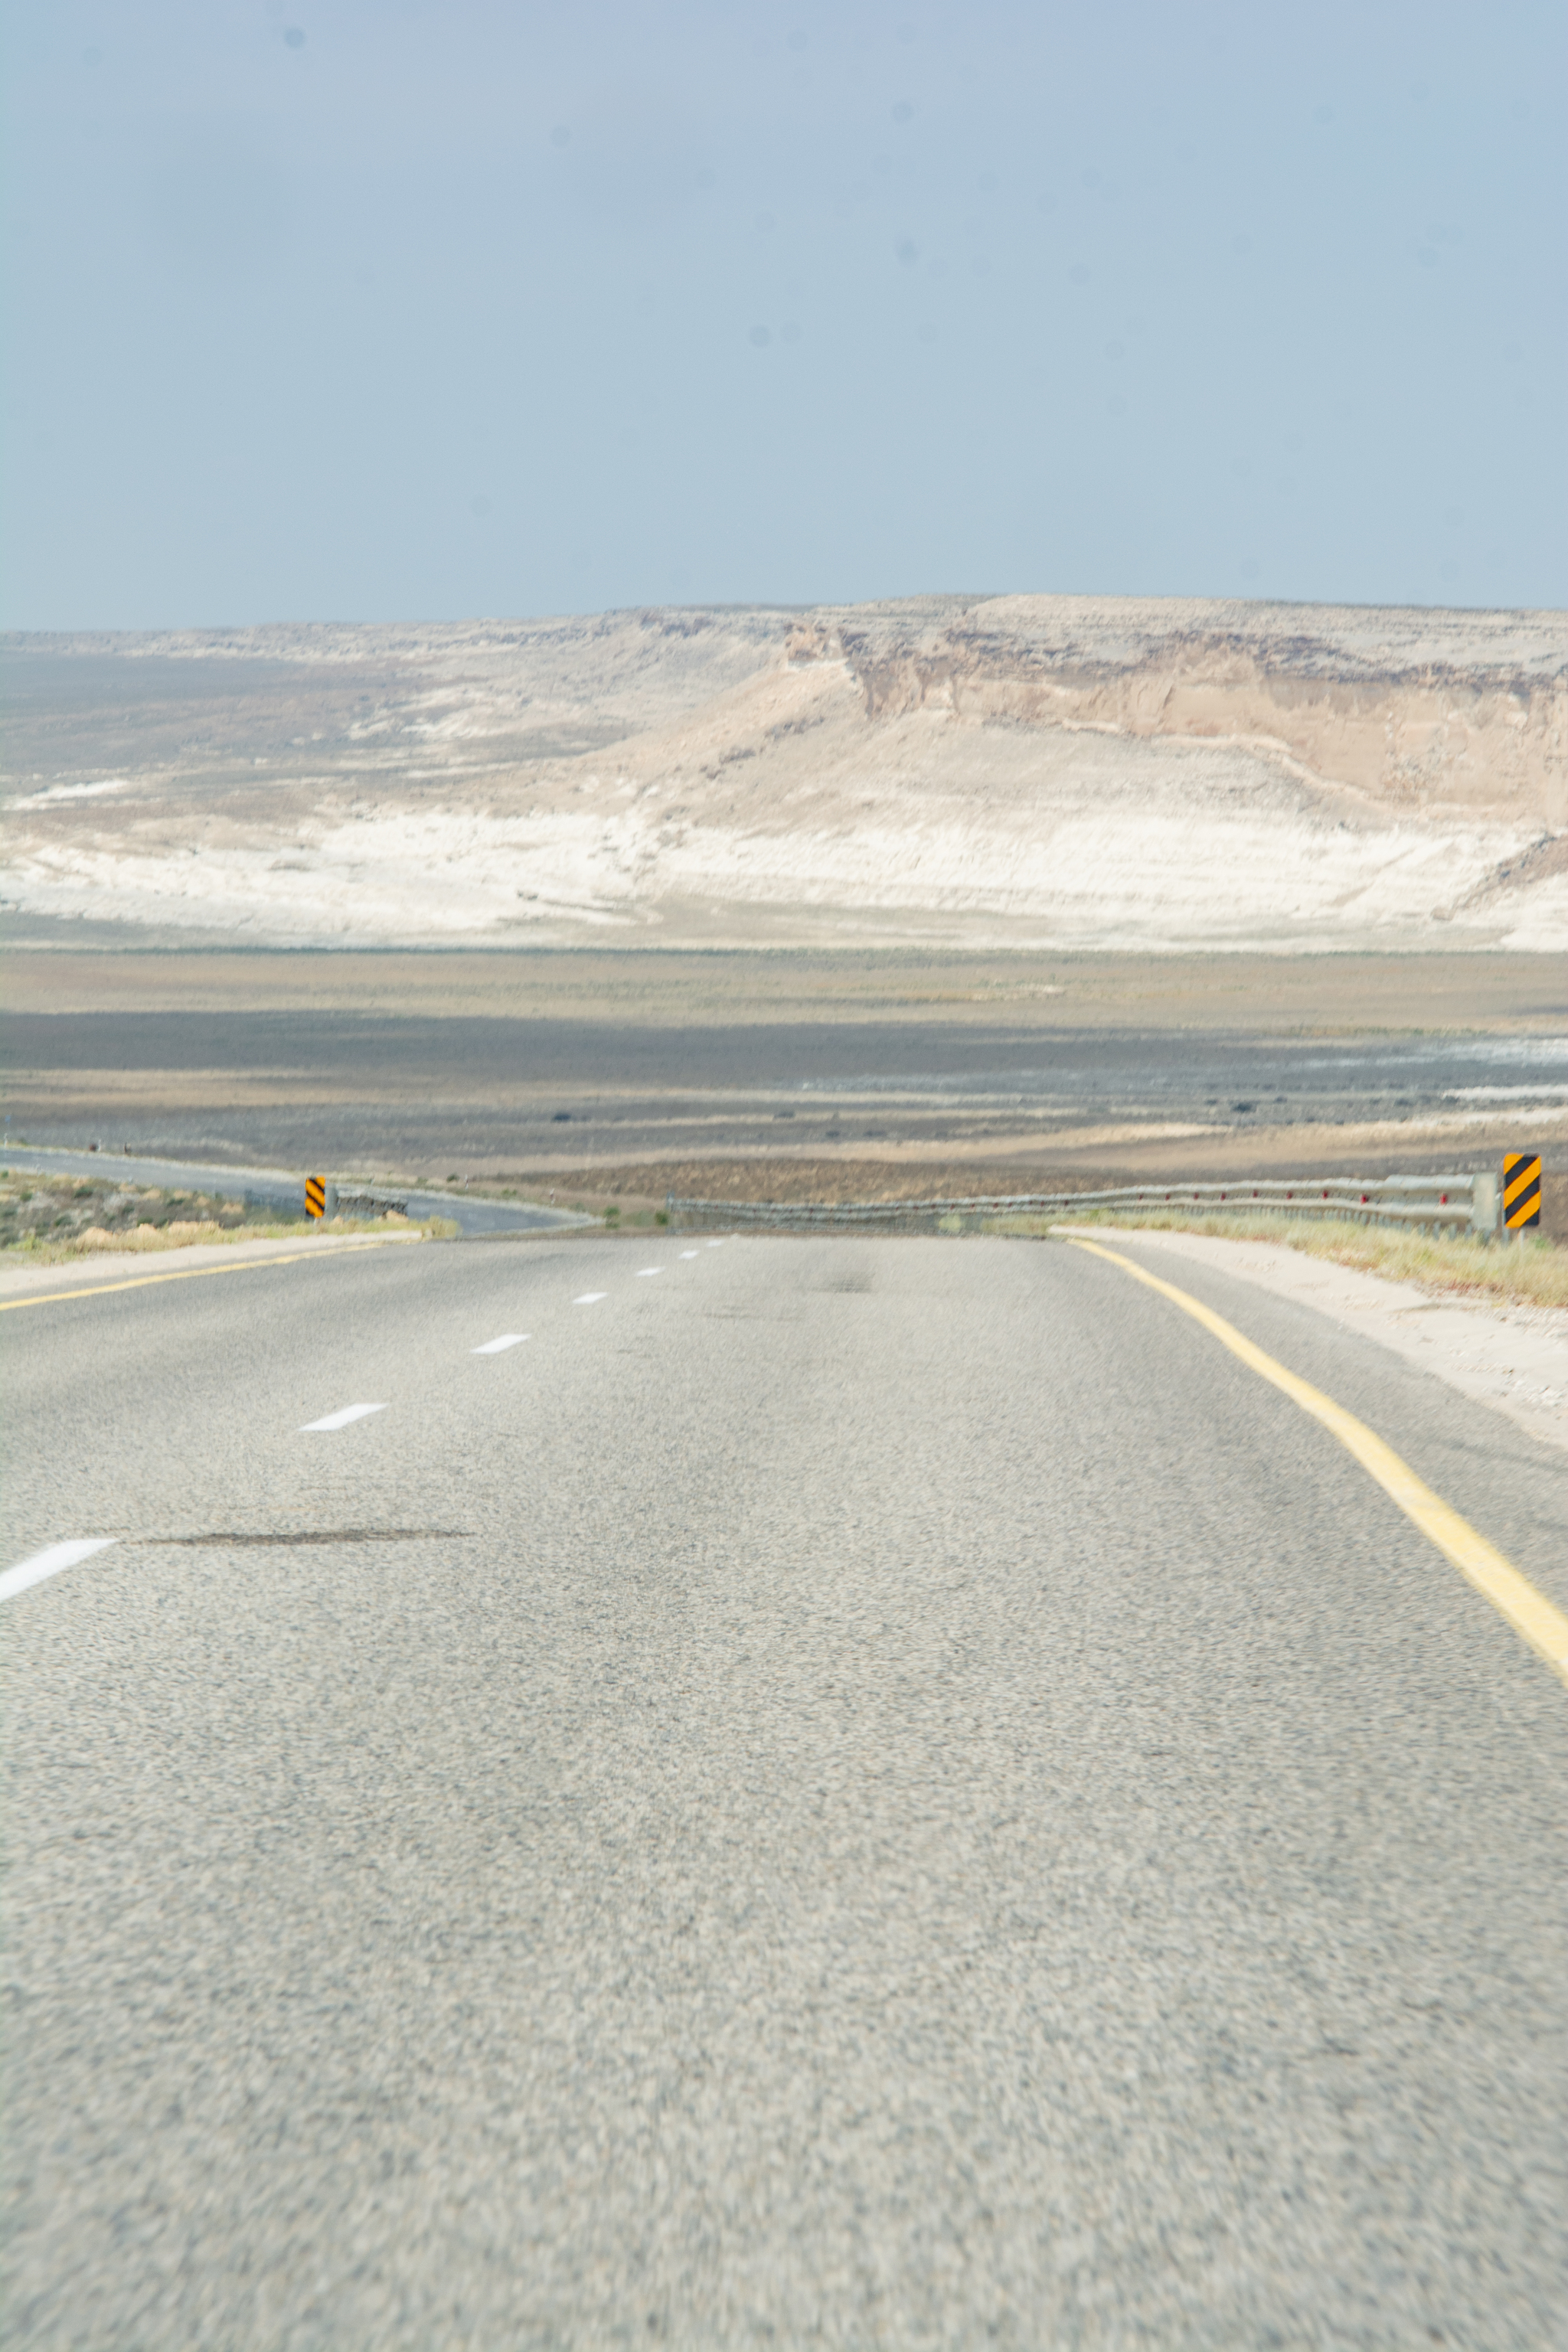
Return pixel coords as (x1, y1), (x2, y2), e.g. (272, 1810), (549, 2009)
(4, 593), (1564, 952)
(5, 595), (1565, 1212)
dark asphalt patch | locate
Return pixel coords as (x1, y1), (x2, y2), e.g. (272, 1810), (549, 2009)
(145, 1528), (472, 1547)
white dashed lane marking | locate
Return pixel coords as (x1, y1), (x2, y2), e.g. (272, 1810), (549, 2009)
(9, 1242), (695, 1616)
(300, 1402), (387, 1432)
(0, 1538), (118, 1606)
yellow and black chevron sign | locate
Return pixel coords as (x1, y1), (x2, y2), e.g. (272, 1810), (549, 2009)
(1503, 1152), (1541, 1230)
(304, 1175), (327, 1220)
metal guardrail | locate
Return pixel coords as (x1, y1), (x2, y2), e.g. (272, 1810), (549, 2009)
(332, 1190), (409, 1219)
(306, 1181), (410, 1221)
(668, 1170), (1506, 1240)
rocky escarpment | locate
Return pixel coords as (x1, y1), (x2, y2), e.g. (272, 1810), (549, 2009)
(2, 595), (1563, 949)
(798, 596), (1565, 828)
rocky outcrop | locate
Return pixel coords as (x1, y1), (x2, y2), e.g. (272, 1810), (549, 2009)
(818, 599), (1566, 828)
(2, 595), (1563, 949)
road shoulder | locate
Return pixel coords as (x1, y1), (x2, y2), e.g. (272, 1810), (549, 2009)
(1051, 1223), (1568, 1453)
(0, 1228), (421, 1302)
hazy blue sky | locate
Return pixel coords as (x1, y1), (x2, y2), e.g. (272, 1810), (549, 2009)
(4, 2), (1563, 628)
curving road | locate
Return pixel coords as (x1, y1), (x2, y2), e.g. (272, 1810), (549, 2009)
(0, 1146), (586, 1237)
(2, 1231), (1563, 2347)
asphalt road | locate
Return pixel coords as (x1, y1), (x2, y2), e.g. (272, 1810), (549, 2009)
(2, 1231), (1563, 2348)
(0, 1147), (584, 1237)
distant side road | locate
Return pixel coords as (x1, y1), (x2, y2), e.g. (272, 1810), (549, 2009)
(0, 1146), (584, 1239)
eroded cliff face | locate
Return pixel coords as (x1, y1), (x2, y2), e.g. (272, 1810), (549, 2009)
(806, 598), (1566, 828)
(2, 595), (1563, 949)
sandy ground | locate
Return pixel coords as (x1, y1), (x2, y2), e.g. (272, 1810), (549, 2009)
(8, 945), (1564, 1028)
(1058, 1224), (1568, 1453)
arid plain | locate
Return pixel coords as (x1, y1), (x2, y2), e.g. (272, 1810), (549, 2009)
(3, 596), (1564, 1217)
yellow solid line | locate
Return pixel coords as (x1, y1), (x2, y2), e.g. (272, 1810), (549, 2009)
(0, 1233), (421, 1313)
(1067, 1235), (1568, 1689)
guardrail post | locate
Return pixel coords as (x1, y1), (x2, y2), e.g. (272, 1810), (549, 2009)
(1469, 1169), (1498, 1244)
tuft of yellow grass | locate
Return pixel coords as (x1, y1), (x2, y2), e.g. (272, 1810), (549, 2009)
(16, 1213), (452, 1266)
(998, 1207), (1567, 1311)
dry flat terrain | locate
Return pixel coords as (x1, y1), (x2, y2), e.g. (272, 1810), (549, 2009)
(3, 948), (1563, 1230)
(3, 595), (1564, 952)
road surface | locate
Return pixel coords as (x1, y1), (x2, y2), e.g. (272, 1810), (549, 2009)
(2, 1231), (1563, 2347)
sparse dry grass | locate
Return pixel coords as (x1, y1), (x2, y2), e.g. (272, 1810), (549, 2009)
(1000, 1207), (1567, 1311)
(0, 1171), (464, 1263)
(8, 1211), (454, 1267)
